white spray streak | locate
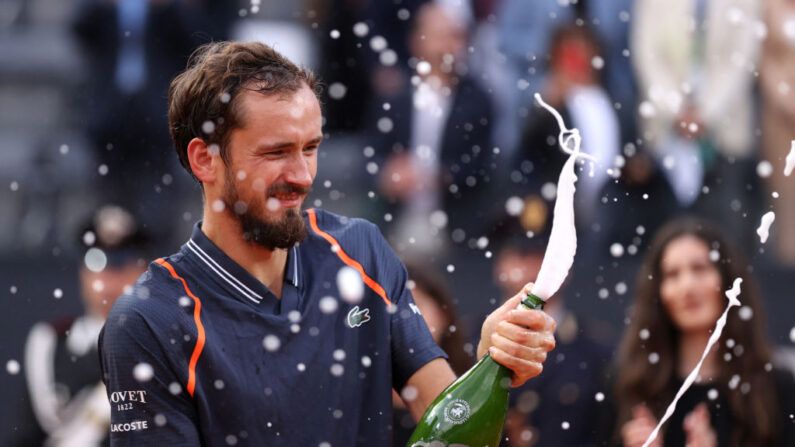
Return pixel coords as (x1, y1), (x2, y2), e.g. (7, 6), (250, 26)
(529, 94), (597, 301)
(641, 278), (743, 447)
(785, 141), (795, 177)
(756, 211), (775, 244)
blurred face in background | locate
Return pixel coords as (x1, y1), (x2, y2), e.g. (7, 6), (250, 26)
(659, 235), (724, 334)
(80, 262), (146, 318)
(550, 33), (599, 85)
(409, 4), (467, 77)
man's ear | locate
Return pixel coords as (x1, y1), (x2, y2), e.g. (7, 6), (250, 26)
(187, 137), (218, 183)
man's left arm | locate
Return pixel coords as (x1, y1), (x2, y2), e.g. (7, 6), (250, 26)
(402, 283), (557, 421)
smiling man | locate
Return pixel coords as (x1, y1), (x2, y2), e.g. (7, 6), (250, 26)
(98, 41), (556, 446)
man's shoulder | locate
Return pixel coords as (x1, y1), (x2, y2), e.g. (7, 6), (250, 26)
(105, 256), (192, 328)
(305, 208), (384, 247)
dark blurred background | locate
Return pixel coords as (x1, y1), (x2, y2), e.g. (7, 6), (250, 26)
(2, 0), (794, 443)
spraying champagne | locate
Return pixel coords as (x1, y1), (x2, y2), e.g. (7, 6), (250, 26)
(406, 94), (596, 447)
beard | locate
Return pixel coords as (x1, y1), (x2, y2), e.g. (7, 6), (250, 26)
(222, 171), (310, 250)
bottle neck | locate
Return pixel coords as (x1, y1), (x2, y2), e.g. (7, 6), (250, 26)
(520, 293), (545, 310)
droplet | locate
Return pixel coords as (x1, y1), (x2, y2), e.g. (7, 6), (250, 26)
(595, 392), (605, 402)
(401, 385), (418, 402)
(329, 29), (340, 39)
(416, 61), (431, 76)
(591, 56), (604, 70)
(361, 356), (372, 367)
(709, 249), (720, 262)
(369, 35), (387, 52)
(377, 117), (393, 133)
(328, 82), (347, 100)
(738, 306), (753, 321)
(133, 362), (154, 382)
(610, 243), (624, 258)
(707, 388), (718, 400)
(169, 382), (182, 395)
(446, 264), (455, 273)
(263, 335), (281, 352)
(6, 359), (20, 375)
(330, 363), (344, 376)
(84, 248), (108, 273)
(505, 196), (525, 216)
(639, 328), (650, 340)
(561, 421), (571, 430)
(615, 282), (628, 295)
(53, 288), (63, 299)
(154, 414), (168, 426)
(202, 120), (216, 134)
(333, 349), (346, 361)
(336, 267), (364, 304)
(648, 352), (660, 364)
(756, 160), (773, 178)
(319, 296), (338, 314)
(214, 379), (225, 390)
(352, 22), (369, 37)
(790, 327), (795, 343)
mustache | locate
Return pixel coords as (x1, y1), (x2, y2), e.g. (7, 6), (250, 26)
(266, 183), (312, 196)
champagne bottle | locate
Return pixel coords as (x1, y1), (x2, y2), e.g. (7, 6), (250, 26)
(406, 293), (545, 447)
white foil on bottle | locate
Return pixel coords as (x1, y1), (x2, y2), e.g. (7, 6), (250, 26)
(641, 278), (743, 447)
(756, 211), (776, 244)
(529, 94), (596, 301)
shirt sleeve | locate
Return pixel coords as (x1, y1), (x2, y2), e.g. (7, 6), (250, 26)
(387, 256), (448, 391)
(99, 301), (201, 446)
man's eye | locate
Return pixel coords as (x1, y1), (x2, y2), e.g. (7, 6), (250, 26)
(304, 146), (318, 152)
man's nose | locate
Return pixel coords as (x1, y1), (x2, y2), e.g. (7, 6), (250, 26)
(285, 154), (313, 187)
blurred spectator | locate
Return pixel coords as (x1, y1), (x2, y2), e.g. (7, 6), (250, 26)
(316, 0), (430, 131)
(371, 1), (494, 260)
(495, 0), (636, 158)
(489, 216), (614, 447)
(392, 261), (473, 445)
(760, 0), (795, 267)
(631, 0), (762, 214)
(8, 205), (150, 447)
(513, 23), (622, 227)
(72, 0), (231, 245)
(599, 217), (795, 447)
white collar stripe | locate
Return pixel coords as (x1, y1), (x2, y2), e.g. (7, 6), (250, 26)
(292, 247), (299, 287)
(187, 239), (263, 299)
(186, 240), (263, 303)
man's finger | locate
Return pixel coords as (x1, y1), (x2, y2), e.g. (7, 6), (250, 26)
(507, 308), (556, 331)
(495, 320), (556, 352)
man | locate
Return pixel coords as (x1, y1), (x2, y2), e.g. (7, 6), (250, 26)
(374, 2), (494, 259)
(10, 205), (149, 446)
(99, 41), (556, 445)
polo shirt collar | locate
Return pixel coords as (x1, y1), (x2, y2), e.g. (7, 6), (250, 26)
(184, 222), (300, 305)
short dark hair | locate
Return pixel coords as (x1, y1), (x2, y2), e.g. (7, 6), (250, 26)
(168, 41), (319, 181)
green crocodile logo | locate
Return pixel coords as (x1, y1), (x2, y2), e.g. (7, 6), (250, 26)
(346, 306), (370, 328)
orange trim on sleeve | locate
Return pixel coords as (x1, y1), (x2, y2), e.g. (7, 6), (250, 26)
(306, 209), (393, 307)
(155, 258), (206, 398)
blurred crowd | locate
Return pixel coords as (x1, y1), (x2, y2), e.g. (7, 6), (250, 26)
(2, 0), (795, 446)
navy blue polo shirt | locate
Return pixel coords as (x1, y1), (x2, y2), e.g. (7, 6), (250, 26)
(99, 209), (446, 446)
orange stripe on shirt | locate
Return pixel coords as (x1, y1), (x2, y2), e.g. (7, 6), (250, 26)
(155, 258), (206, 398)
(306, 209), (393, 307)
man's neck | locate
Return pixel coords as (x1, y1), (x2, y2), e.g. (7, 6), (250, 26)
(201, 205), (288, 298)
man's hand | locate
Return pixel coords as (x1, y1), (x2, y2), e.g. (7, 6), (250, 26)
(476, 283), (556, 387)
(621, 405), (661, 447)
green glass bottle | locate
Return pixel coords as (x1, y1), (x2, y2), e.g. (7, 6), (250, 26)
(406, 293), (545, 447)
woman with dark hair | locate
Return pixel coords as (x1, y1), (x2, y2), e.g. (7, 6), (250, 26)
(604, 217), (795, 447)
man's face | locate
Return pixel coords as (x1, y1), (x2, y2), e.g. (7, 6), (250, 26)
(220, 85), (322, 249)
